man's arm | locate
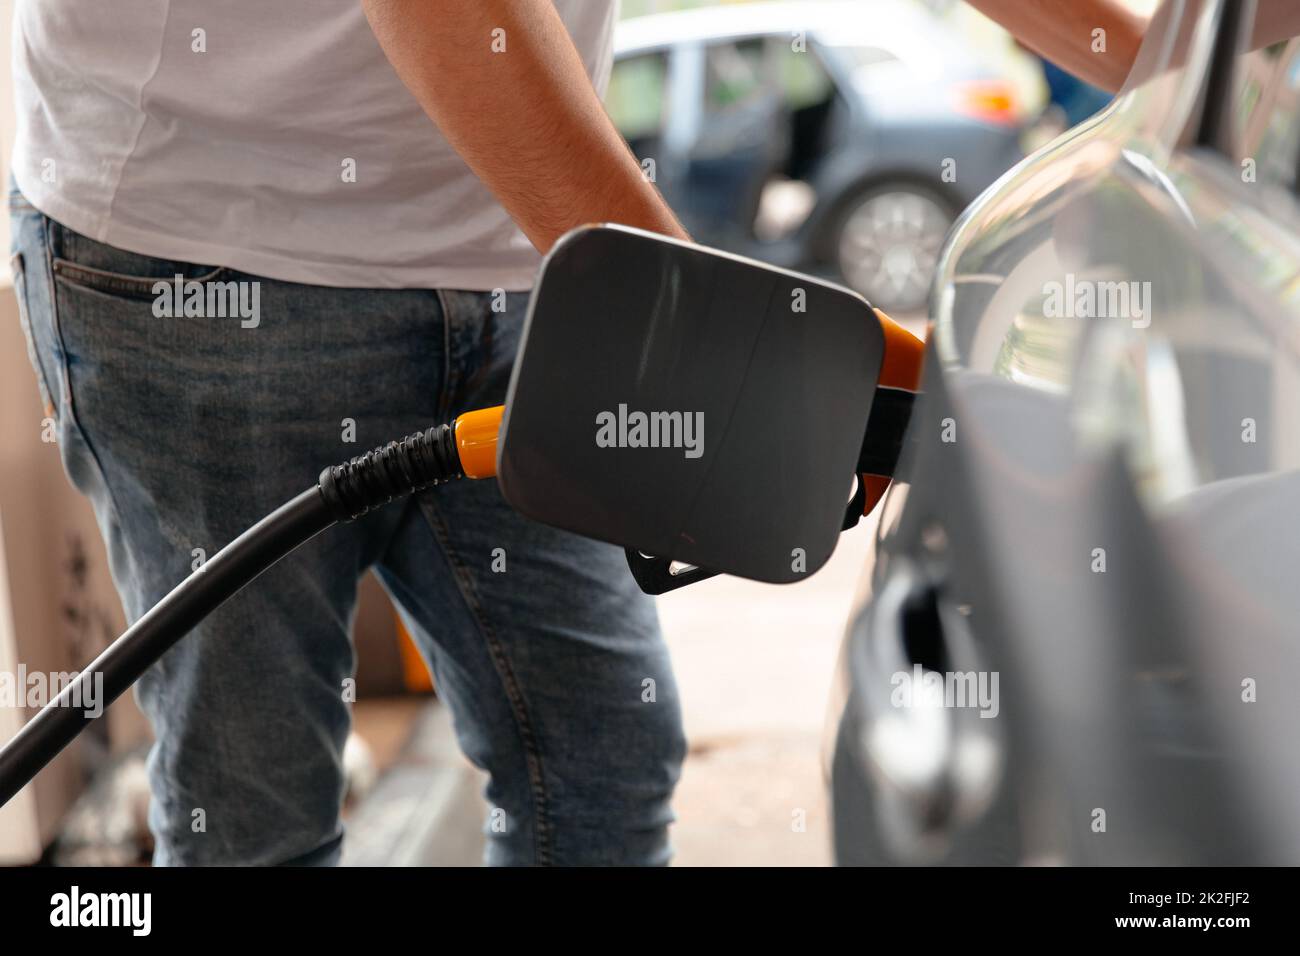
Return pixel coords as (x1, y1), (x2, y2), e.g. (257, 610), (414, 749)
(969, 0), (1300, 95)
(362, 0), (688, 253)
(966, 0), (1149, 93)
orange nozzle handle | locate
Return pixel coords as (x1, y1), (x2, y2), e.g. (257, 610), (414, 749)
(454, 405), (504, 479)
(861, 309), (925, 516)
(454, 310), (922, 509)
(874, 308), (925, 392)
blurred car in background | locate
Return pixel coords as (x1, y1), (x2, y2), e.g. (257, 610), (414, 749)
(827, 0), (1300, 865)
(609, 0), (1027, 312)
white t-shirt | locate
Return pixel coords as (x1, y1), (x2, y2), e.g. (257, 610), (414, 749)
(11, 0), (617, 291)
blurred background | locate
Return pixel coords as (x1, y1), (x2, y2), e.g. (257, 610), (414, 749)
(0, 0), (1141, 866)
(612, 0), (1052, 317)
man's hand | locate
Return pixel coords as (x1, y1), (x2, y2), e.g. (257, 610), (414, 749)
(362, 0), (688, 253)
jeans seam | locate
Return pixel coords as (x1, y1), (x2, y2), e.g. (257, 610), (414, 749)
(418, 492), (554, 865)
(41, 214), (136, 587)
(434, 288), (457, 423)
(10, 251), (56, 414)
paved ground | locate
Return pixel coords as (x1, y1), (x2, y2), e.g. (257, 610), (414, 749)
(657, 521), (876, 866)
(344, 702), (484, 866)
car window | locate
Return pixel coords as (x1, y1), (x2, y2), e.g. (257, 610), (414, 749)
(704, 37), (767, 113)
(607, 50), (670, 141)
(768, 36), (835, 109)
(1228, 38), (1300, 194)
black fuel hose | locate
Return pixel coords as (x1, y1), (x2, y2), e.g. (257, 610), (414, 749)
(0, 422), (465, 809)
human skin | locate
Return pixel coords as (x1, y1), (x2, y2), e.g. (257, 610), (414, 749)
(969, 0), (1300, 93)
(362, 0), (690, 253)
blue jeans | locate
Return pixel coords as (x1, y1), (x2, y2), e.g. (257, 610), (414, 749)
(9, 191), (686, 865)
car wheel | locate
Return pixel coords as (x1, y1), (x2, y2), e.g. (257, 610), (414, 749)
(833, 185), (954, 314)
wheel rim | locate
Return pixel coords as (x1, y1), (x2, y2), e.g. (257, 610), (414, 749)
(837, 190), (951, 312)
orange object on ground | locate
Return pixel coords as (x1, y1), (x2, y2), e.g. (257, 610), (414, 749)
(395, 612), (435, 693)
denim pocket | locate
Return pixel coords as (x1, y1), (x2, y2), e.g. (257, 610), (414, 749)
(10, 250), (56, 417)
(47, 220), (230, 301)
(52, 257), (232, 302)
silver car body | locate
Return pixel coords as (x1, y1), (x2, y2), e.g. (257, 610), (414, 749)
(828, 0), (1300, 865)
